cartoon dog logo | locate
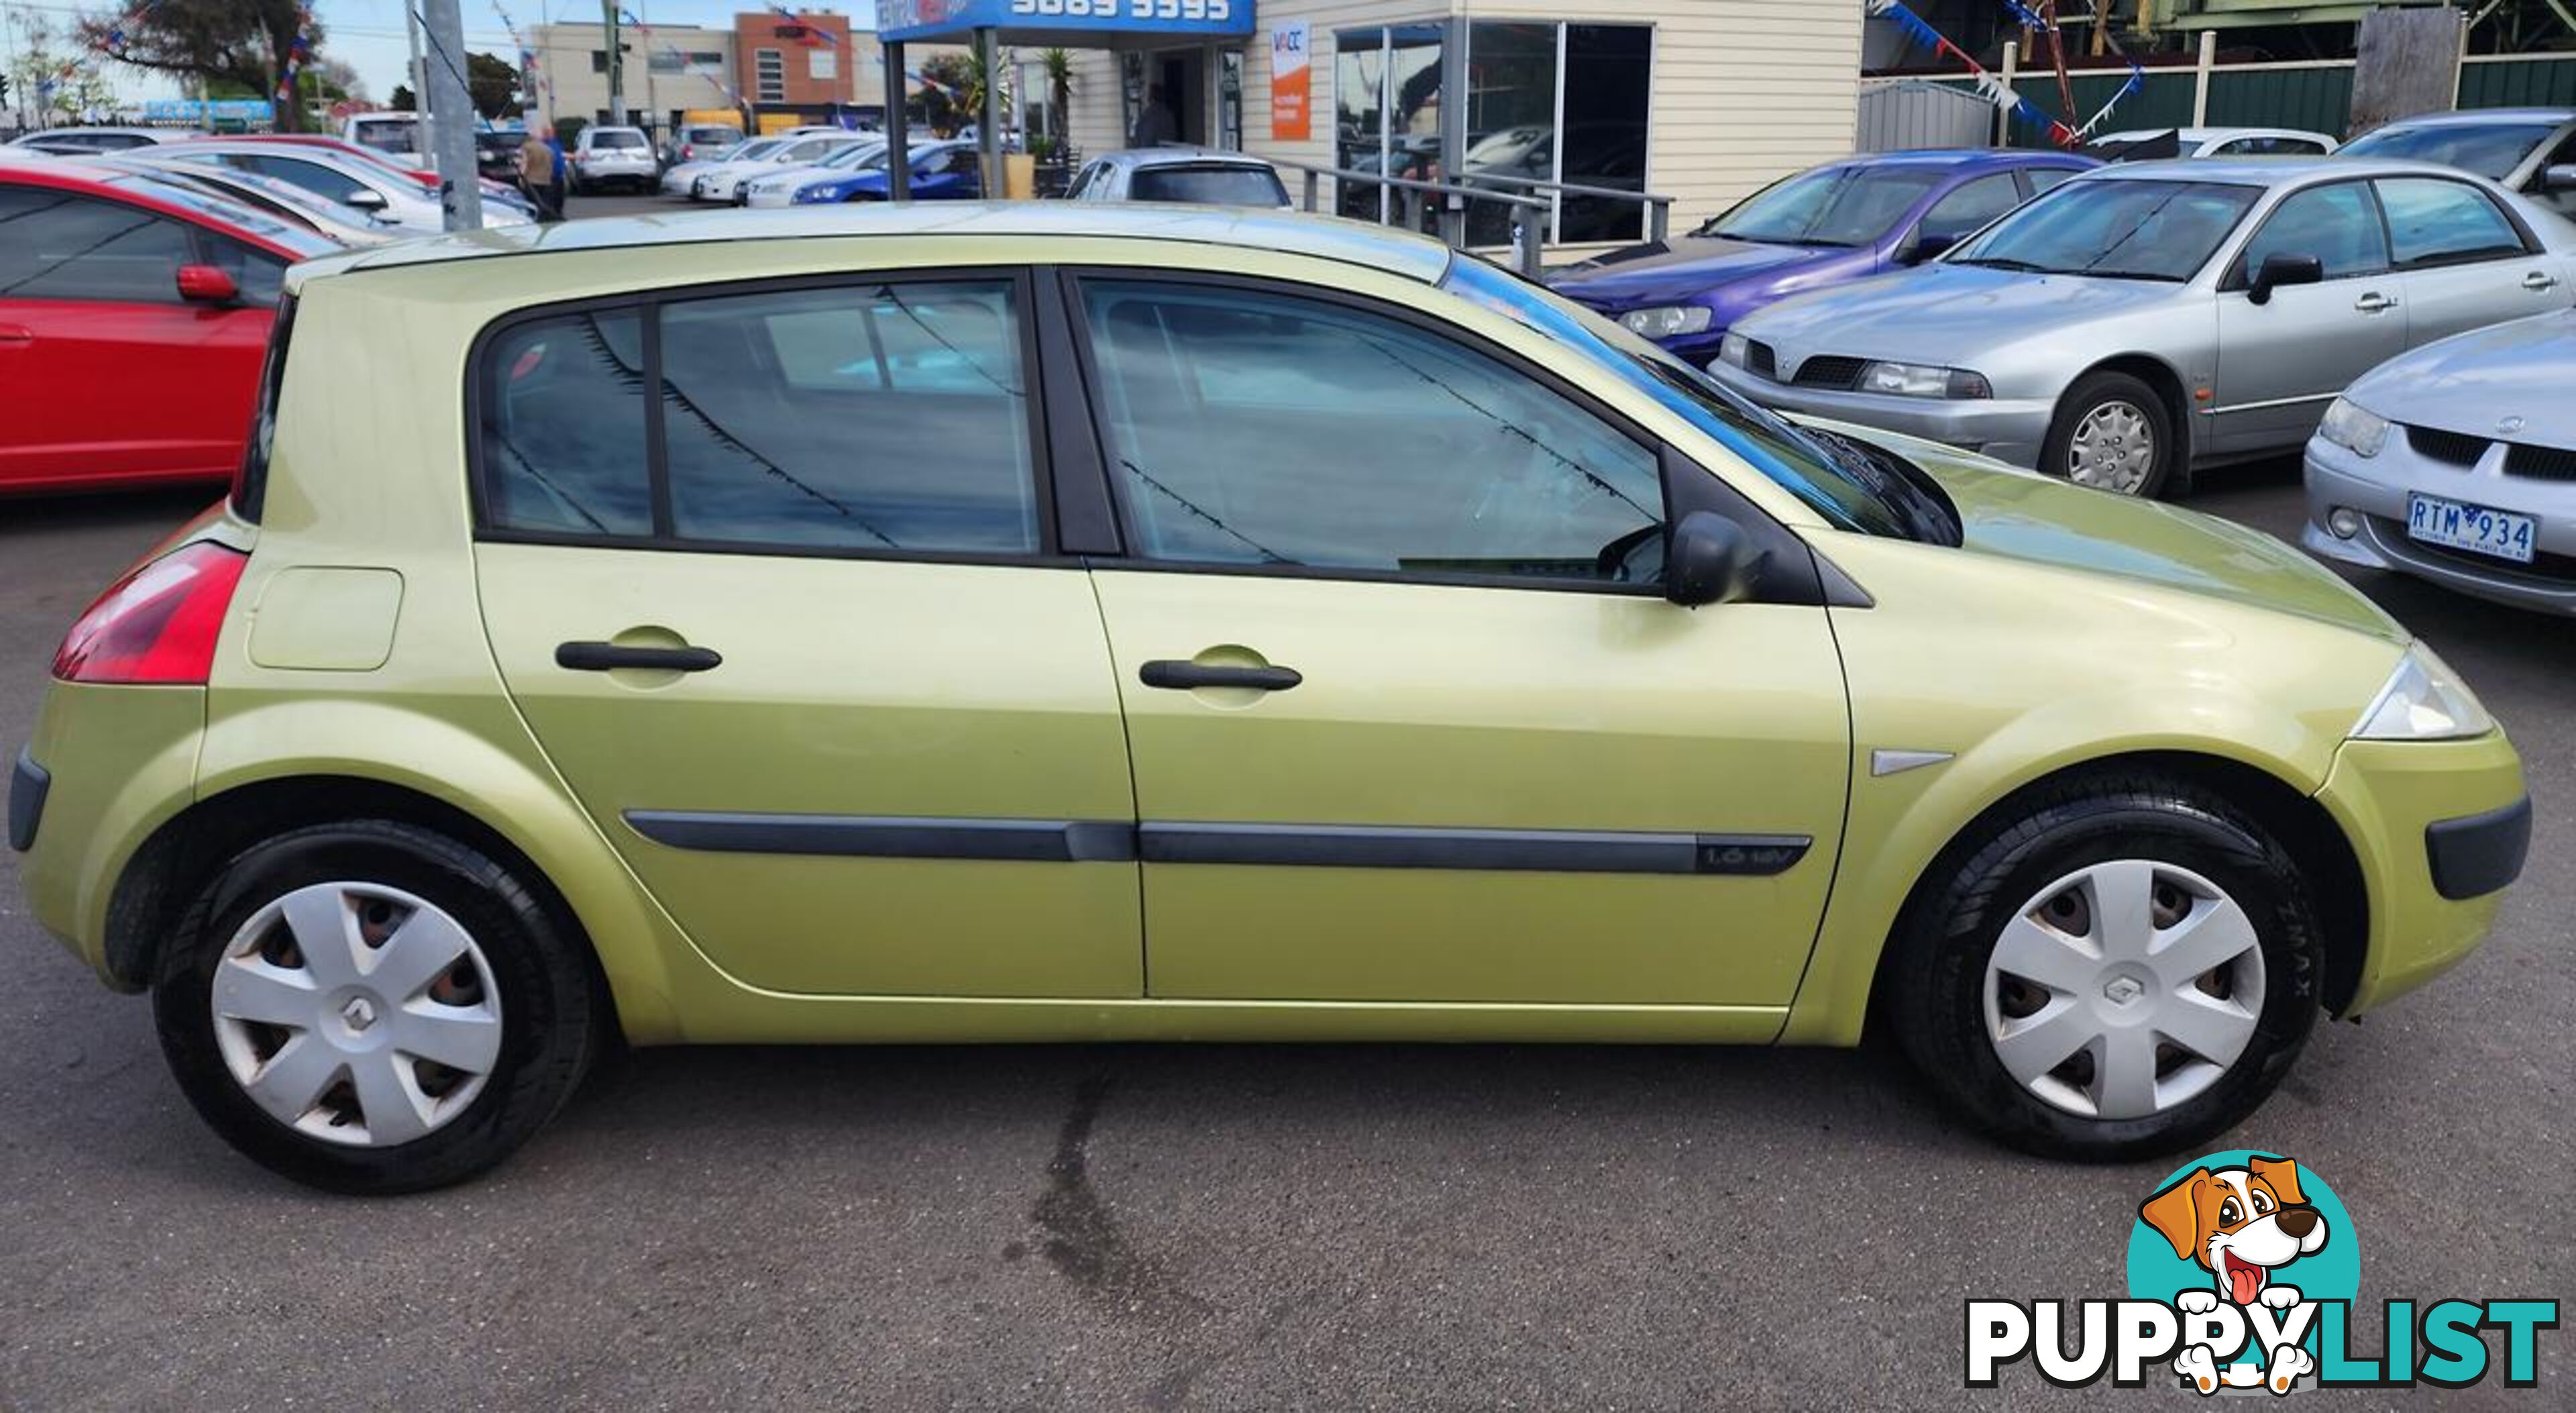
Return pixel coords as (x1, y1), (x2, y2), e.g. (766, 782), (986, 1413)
(2139, 1155), (2330, 1394)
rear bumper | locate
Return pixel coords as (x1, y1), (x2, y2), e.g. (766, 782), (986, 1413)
(17, 682), (207, 987)
(2316, 730), (2528, 1014)
(1703, 360), (2054, 469)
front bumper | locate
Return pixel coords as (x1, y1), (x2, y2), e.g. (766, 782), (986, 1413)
(1704, 360), (2054, 469)
(745, 189), (796, 209)
(2303, 437), (2576, 616)
(2316, 729), (2528, 1014)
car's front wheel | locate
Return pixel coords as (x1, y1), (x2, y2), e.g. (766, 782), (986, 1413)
(152, 821), (602, 1194)
(2045, 371), (2179, 499)
(1886, 770), (2320, 1161)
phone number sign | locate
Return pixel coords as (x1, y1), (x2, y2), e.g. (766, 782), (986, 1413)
(878, 0), (1250, 40)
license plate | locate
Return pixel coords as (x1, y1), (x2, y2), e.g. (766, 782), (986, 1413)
(2407, 492), (2536, 564)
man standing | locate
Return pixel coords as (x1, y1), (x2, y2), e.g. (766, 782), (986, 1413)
(1128, 85), (1176, 150)
(519, 127), (564, 221)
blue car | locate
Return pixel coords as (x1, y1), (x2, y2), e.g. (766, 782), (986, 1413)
(1546, 149), (2096, 366)
(793, 140), (981, 204)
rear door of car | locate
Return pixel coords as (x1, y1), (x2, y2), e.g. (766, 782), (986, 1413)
(2377, 175), (2573, 346)
(0, 185), (270, 488)
(471, 269), (1145, 1000)
(2210, 178), (2408, 452)
(1059, 270), (1850, 1012)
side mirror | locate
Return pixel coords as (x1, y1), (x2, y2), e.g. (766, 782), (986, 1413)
(1664, 510), (1766, 609)
(2542, 163), (2576, 194)
(175, 264), (239, 305)
(2247, 252), (2324, 305)
(1904, 231), (1961, 265)
(343, 189), (389, 212)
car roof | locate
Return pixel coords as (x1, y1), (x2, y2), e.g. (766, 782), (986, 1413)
(2079, 156), (2487, 187)
(1099, 147), (1278, 170)
(2097, 126), (2330, 143)
(1840, 148), (2088, 168)
(294, 202), (1454, 286)
(10, 125), (179, 140)
(2368, 107), (2576, 128)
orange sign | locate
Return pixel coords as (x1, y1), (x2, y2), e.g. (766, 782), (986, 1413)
(1270, 21), (1309, 142)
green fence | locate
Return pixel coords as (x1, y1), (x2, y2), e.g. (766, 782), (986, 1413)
(1921, 54), (2574, 146)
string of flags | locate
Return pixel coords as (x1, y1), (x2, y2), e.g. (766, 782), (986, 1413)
(491, 0), (556, 113)
(1992, 0), (2147, 144)
(273, 7), (315, 101)
(767, 4), (840, 49)
(1867, 0), (2146, 148)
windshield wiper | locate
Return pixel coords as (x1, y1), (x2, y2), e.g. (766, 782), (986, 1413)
(1953, 256), (2053, 273)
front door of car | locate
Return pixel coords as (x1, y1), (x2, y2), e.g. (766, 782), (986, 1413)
(1065, 275), (1851, 1008)
(0, 188), (266, 488)
(470, 273), (1144, 999)
(2375, 175), (2573, 347)
(2210, 180), (2408, 453)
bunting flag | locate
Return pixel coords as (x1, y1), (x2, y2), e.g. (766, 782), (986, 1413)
(1992, 0), (2147, 145)
(1868, 0), (2074, 145)
(273, 5), (314, 101)
(492, 1), (558, 112)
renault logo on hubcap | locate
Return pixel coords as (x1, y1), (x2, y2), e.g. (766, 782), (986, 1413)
(2102, 977), (2145, 1006)
(341, 996), (378, 1032)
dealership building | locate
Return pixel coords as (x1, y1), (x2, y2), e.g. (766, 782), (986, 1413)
(878, 0), (1861, 248)
(529, 9), (965, 132)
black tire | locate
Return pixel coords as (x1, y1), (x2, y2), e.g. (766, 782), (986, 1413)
(1885, 770), (2320, 1162)
(2043, 370), (2185, 500)
(152, 821), (601, 1194)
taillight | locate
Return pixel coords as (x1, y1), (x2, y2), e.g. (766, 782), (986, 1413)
(52, 541), (249, 684)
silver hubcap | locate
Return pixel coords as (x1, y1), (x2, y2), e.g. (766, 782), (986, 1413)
(209, 882), (502, 1147)
(2066, 400), (2156, 495)
(1982, 859), (2265, 1121)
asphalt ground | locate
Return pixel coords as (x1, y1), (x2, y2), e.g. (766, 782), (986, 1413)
(1, 297), (2567, 1407)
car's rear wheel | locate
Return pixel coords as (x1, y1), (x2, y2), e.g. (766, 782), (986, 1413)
(152, 821), (600, 1194)
(2045, 371), (2179, 499)
(1886, 770), (2320, 1161)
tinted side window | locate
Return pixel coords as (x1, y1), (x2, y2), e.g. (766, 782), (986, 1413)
(2237, 182), (2388, 281)
(1918, 172), (2023, 245)
(205, 235), (289, 309)
(2377, 178), (2526, 267)
(237, 154), (371, 205)
(480, 309), (655, 535)
(1079, 280), (1661, 582)
(0, 189), (191, 303)
(2025, 166), (2078, 193)
(659, 280), (1038, 551)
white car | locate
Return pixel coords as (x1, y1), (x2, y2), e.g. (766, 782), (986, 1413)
(1065, 148), (1293, 207)
(741, 138), (889, 207)
(572, 125), (657, 194)
(343, 111), (431, 168)
(690, 132), (869, 203)
(661, 138), (765, 196)
(2092, 126), (2339, 160)
(133, 141), (531, 235)
(7, 125), (203, 156)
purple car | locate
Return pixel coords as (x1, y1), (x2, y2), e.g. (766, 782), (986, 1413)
(1546, 149), (2098, 366)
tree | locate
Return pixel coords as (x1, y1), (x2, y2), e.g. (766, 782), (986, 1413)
(8, 17), (115, 122)
(916, 51), (973, 135)
(390, 84), (416, 112)
(82, 0), (322, 132)
(466, 51), (520, 119)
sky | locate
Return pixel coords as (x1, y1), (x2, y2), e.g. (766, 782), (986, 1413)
(3, 0), (875, 109)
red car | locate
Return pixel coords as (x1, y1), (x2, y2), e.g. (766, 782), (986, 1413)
(0, 160), (338, 494)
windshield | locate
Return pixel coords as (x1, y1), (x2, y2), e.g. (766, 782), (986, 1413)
(816, 141), (888, 170)
(592, 129), (647, 149)
(2339, 120), (2559, 179)
(1701, 164), (1945, 247)
(1131, 164), (1289, 206)
(1440, 256), (1939, 541)
(1949, 178), (2258, 280)
(726, 138), (788, 163)
(350, 118), (419, 154)
(686, 127), (742, 144)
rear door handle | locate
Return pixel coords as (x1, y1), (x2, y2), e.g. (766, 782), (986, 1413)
(1139, 660), (1302, 692)
(2354, 293), (2399, 313)
(555, 641), (723, 672)
(2525, 270), (2562, 293)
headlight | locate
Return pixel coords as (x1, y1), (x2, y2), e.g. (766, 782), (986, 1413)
(794, 187), (836, 204)
(1860, 360), (1992, 399)
(1719, 331), (1750, 368)
(2318, 397), (2389, 458)
(1618, 305), (1713, 339)
(2353, 643), (2492, 741)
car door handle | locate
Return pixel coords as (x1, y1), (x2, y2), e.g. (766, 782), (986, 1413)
(1138, 660), (1302, 692)
(0, 324), (30, 346)
(2353, 293), (2399, 313)
(2525, 270), (2562, 293)
(555, 641), (723, 672)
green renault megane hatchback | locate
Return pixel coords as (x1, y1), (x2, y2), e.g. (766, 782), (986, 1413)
(9, 207), (2528, 1192)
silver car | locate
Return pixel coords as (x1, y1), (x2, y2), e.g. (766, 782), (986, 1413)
(2305, 309), (2576, 614)
(572, 125), (657, 194)
(691, 134), (869, 203)
(1709, 159), (2575, 497)
(2339, 107), (2576, 221)
(1065, 148), (1293, 207)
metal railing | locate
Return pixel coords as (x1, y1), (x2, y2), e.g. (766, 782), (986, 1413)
(1264, 155), (1551, 277)
(1446, 171), (1676, 247)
